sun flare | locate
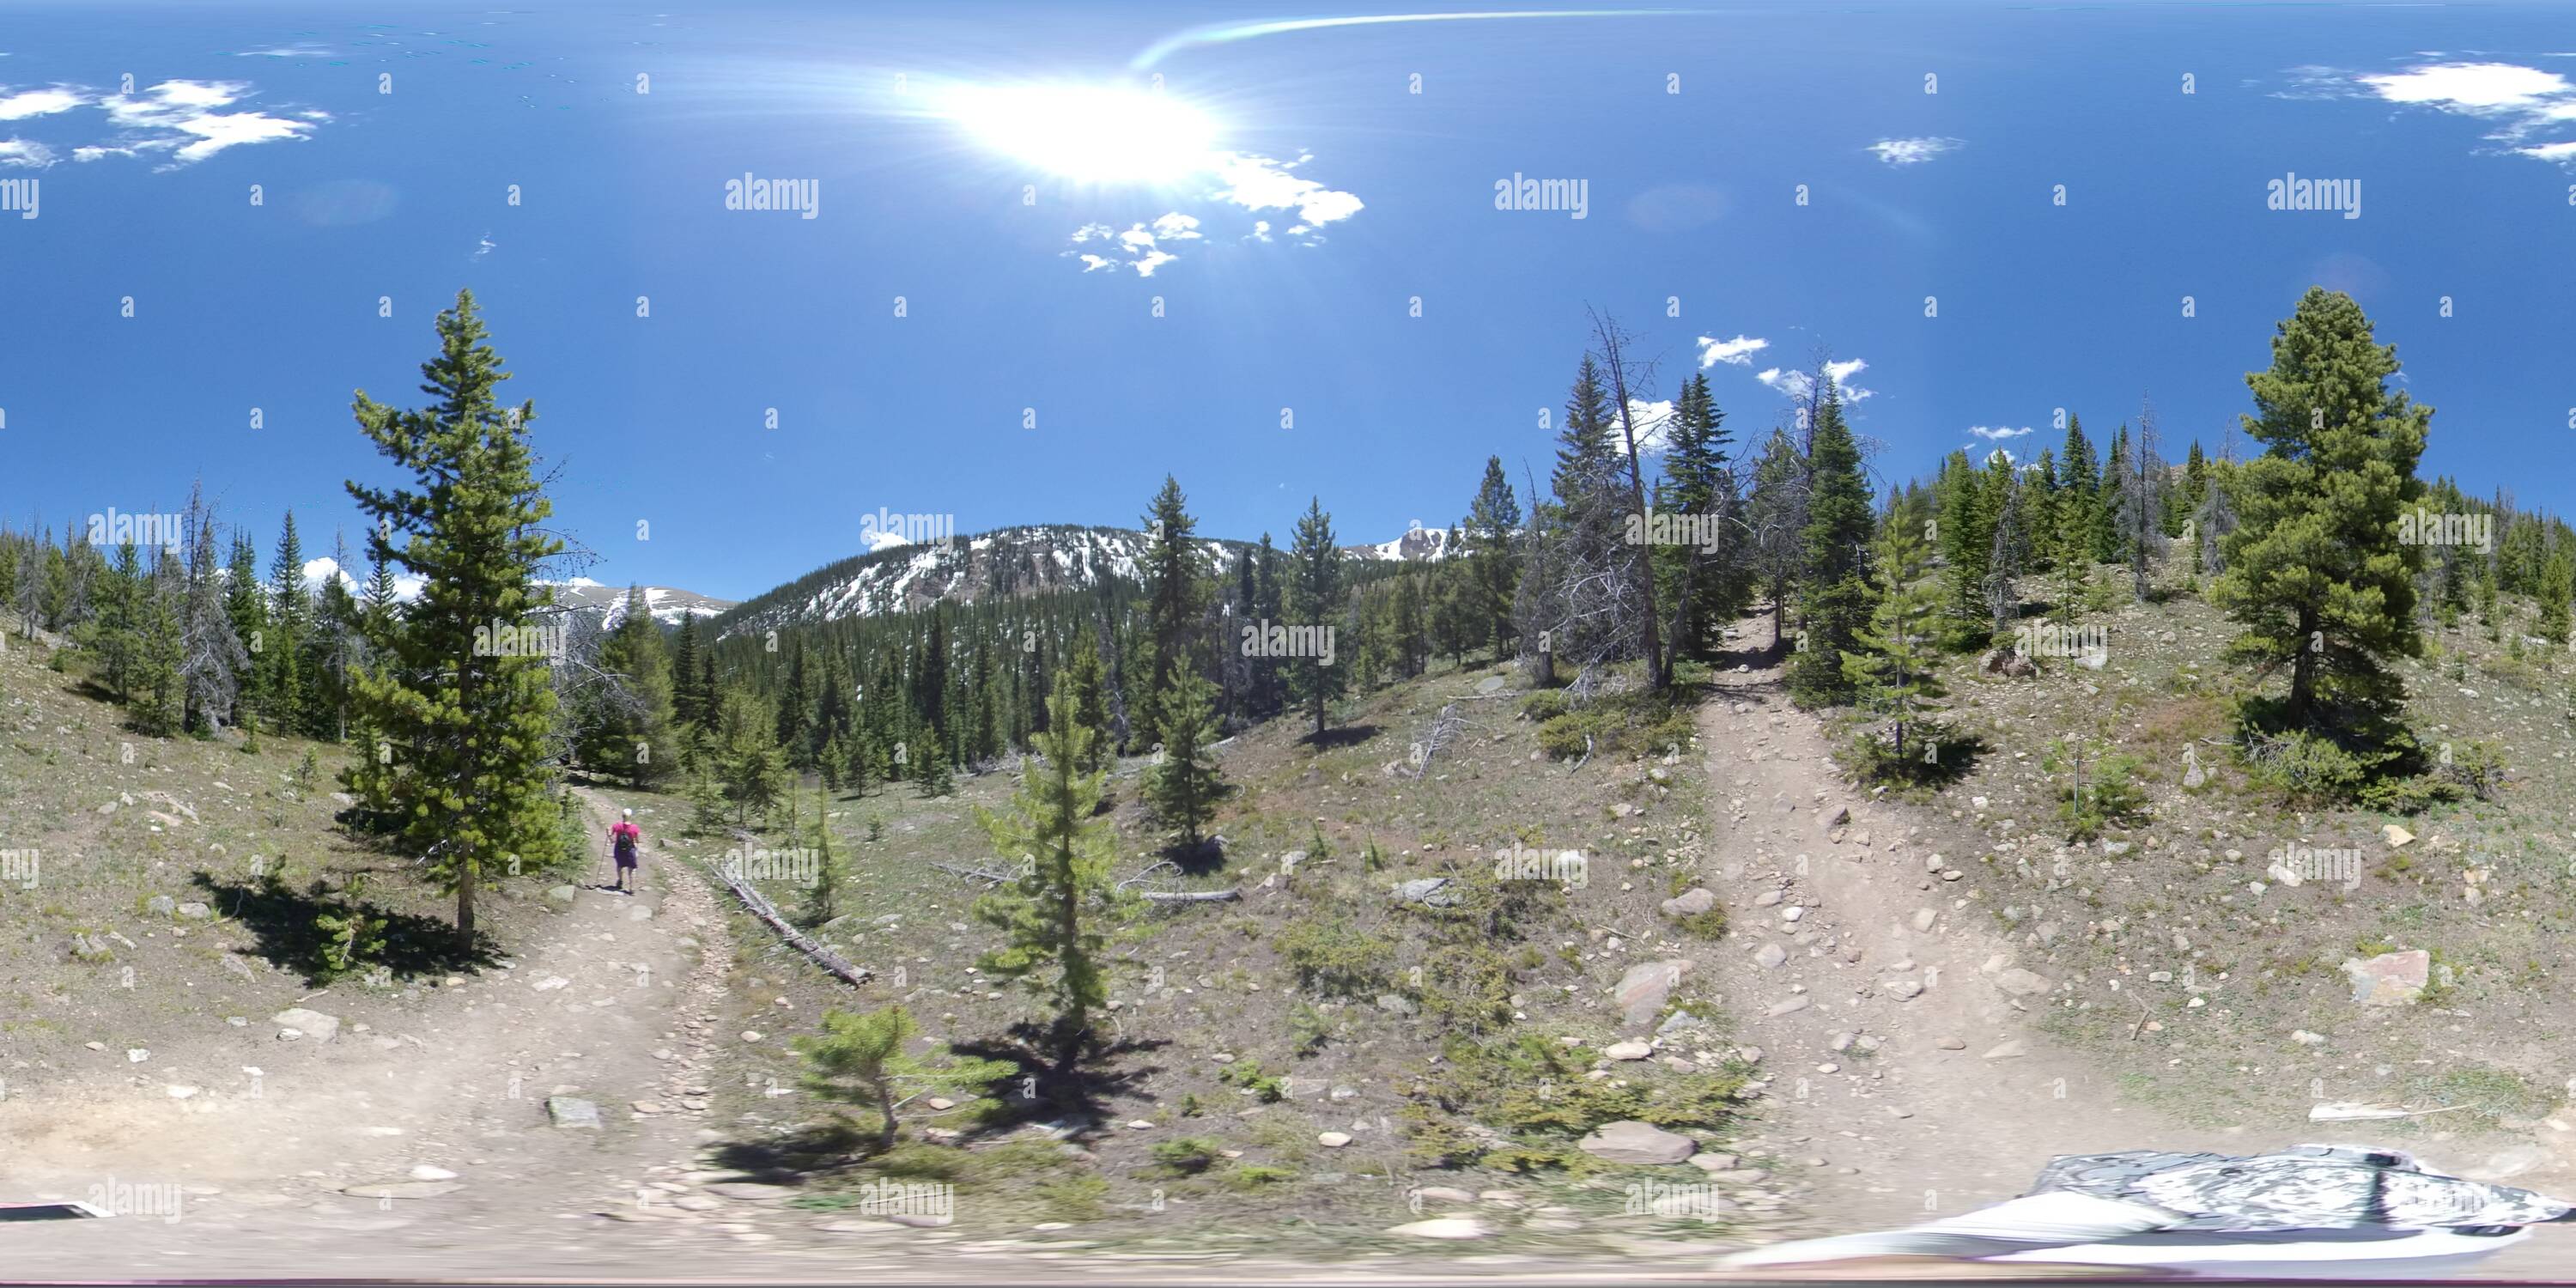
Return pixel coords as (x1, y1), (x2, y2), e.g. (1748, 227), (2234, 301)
(941, 82), (1220, 185)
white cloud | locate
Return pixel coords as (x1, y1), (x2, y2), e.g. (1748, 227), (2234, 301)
(1696, 334), (1769, 368)
(472, 232), (496, 260)
(1980, 447), (2018, 466)
(1069, 215), (1200, 276)
(1248, 219), (1273, 242)
(0, 78), (321, 170)
(1132, 248), (1177, 276)
(1867, 137), (1962, 166)
(0, 137), (54, 167)
(1076, 253), (1116, 272)
(1610, 398), (1675, 455)
(1754, 357), (1874, 404)
(1208, 150), (1363, 229)
(2360, 61), (2570, 109)
(1969, 425), (2033, 441)
(2347, 61), (2576, 164)
(1150, 210), (1202, 240)
(300, 556), (360, 592)
(0, 87), (82, 120)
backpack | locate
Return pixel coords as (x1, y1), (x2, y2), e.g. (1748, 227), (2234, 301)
(612, 827), (637, 860)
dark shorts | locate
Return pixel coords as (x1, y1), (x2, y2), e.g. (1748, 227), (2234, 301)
(615, 850), (638, 870)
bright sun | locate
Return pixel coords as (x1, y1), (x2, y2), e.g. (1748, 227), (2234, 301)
(943, 83), (1220, 185)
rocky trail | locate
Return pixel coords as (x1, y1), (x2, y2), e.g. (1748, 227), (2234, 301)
(1689, 611), (2576, 1273)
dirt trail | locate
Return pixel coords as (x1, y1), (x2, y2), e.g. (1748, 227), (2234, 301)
(0, 789), (775, 1277)
(1695, 613), (2245, 1231)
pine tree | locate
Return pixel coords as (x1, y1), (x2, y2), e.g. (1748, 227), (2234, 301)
(1464, 456), (1522, 659)
(133, 545), (185, 736)
(80, 541), (143, 703)
(2213, 288), (2428, 732)
(589, 585), (679, 786)
(1145, 669), (1225, 848)
(793, 1005), (1012, 1153)
(1787, 381), (1876, 708)
(314, 530), (361, 741)
(708, 685), (787, 823)
(1251, 534), (1284, 714)
(1656, 373), (1735, 658)
(802, 782), (845, 927)
(974, 683), (1133, 1075)
(1937, 451), (1994, 625)
(342, 290), (567, 951)
(1061, 629), (1113, 774)
(179, 489), (251, 734)
(1842, 520), (1947, 763)
(1285, 498), (1346, 739)
(275, 514), (317, 734)
(225, 529), (270, 720)
(671, 613), (707, 729)
(1747, 426), (1807, 642)
(1133, 477), (1210, 752)
(2539, 550), (2573, 647)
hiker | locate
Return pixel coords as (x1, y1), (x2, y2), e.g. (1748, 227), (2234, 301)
(609, 809), (642, 894)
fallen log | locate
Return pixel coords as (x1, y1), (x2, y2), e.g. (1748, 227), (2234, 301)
(1139, 888), (1241, 903)
(696, 857), (871, 988)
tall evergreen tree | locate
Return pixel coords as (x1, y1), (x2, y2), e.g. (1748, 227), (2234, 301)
(1133, 477), (1209, 751)
(974, 683), (1132, 1076)
(1787, 381), (1876, 707)
(341, 290), (567, 951)
(1464, 456), (1522, 659)
(1842, 519), (1947, 762)
(2213, 288), (2428, 732)
(267, 512), (310, 734)
(1145, 668), (1226, 848)
(179, 489), (251, 734)
(1285, 498), (1346, 739)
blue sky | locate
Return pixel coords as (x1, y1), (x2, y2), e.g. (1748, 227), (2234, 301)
(6, 1), (2575, 600)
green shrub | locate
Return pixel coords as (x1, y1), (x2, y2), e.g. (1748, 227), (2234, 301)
(2059, 744), (2149, 841)
(1224, 1164), (1297, 1190)
(1520, 690), (1571, 722)
(1219, 1059), (1287, 1103)
(1147, 1136), (1226, 1176)
(1273, 914), (1394, 999)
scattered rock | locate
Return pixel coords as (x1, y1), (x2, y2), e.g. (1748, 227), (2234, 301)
(1886, 980), (1923, 1000)
(545, 1097), (602, 1130)
(1763, 995), (1810, 1018)
(1391, 878), (1461, 908)
(175, 902), (210, 920)
(705, 1182), (795, 1201)
(1753, 943), (1788, 969)
(1580, 1121), (1696, 1165)
(2342, 950), (2429, 1006)
(1388, 1216), (1490, 1240)
(1374, 993), (1419, 1017)
(1317, 1132), (1353, 1148)
(343, 1181), (463, 1200)
(1412, 1186), (1477, 1204)
(1615, 959), (1692, 1027)
(1659, 888), (1716, 919)
(271, 1007), (340, 1043)
(2383, 824), (2415, 848)
(544, 884), (577, 910)
(408, 1165), (459, 1182)
(147, 895), (176, 916)
(1983, 1041), (2028, 1060)
(1994, 969), (2052, 998)
(1604, 1041), (1652, 1061)
(1935, 1036), (1966, 1050)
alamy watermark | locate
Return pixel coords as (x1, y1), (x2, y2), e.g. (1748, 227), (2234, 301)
(471, 617), (567, 660)
(1242, 618), (1335, 666)
(2266, 172), (2360, 220)
(722, 846), (821, 884)
(0, 176), (35, 220)
(724, 172), (819, 219)
(2267, 842), (2361, 890)
(854, 1180), (951, 1223)
(1493, 842), (1588, 889)
(86, 508), (184, 553)
(0, 848), (36, 890)
(2397, 507), (2493, 554)
(1494, 173), (1588, 220)
(2014, 621), (2108, 660)
(1624, 1180), (1727, 1218)
(1624, 509), (1722, 553)
(88, 1176), (183, 1224)
(860, 507), (955, 550)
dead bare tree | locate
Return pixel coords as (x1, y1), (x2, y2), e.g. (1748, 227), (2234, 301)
(1586, 307), (1669, 691)
(2116, 397), (2167, 602)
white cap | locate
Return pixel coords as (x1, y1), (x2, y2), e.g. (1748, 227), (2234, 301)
(622, 808), (633, 818)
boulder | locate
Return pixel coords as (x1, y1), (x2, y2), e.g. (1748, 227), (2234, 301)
(1994, 969), (2052, 998)
(1388, 1216), (1491, 1240)
(176, 902), (210, 920)
(1659, 888), (1717, 919)
(2342, 950), (2429, 1006)
(1604, 1041), (1652, 1061)
(146, 895), (176, 916)
(1752, 943), (1788, 969)
(1614, 959), (1692, 1027)
(1391, 878), (1461, 908)
(544, 884), (578, 910)
(271, 1007), (341, 1043)
(1578, 1121), (1695, 1165)
(545, 1097), (602, 1129)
